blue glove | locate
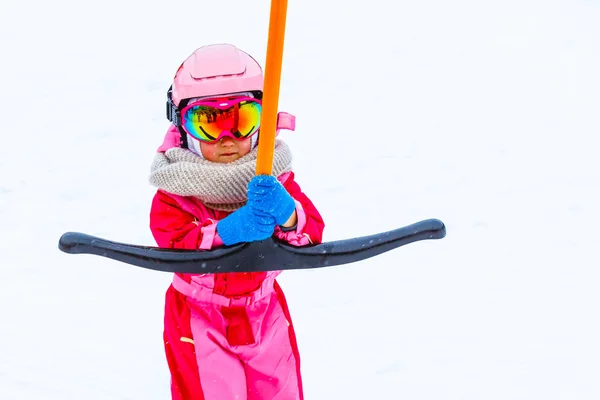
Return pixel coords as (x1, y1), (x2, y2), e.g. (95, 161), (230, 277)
(216, 205), (276, 246)
(247, 175), (296, 226)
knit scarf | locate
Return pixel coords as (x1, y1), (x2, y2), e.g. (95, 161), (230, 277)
(149, 140), (293, 211)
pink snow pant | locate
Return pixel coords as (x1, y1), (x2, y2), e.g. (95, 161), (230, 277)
(165, 275), (304, 400)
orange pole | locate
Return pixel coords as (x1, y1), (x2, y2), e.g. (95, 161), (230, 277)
(256, 0), (288, 175)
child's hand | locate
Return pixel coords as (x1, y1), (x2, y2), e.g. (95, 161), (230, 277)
(247, 175), (296, 226)
(216, 205), (276, 246)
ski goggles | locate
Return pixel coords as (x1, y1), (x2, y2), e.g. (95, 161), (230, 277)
(179, 97), (262, 143)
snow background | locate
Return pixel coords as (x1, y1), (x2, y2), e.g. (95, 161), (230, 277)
(1, 0), (599, 398)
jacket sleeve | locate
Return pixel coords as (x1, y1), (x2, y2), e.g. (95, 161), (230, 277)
(275, 172), (325, 245)
(150, 190), (224, 250)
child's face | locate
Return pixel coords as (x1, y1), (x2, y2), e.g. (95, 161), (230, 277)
(199, 136), (253, 163)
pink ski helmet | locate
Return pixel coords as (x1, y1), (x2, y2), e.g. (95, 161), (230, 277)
(171, 44), (263, 107)
(166, 44), (264, 150)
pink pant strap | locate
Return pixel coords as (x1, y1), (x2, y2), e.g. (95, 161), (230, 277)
(172, 274), (276, 307)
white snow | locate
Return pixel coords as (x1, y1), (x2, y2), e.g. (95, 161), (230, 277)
(1, 0), (599, 399)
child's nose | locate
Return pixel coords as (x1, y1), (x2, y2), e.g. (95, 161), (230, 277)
(220, 136), (235, 146)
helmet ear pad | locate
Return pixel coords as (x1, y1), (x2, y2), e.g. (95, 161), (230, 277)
(186, 133), (203, 157)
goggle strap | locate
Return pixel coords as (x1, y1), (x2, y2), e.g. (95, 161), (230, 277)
(166, 87), (182, 127)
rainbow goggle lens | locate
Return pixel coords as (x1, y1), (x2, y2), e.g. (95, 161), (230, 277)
(180, 97), (262, 143)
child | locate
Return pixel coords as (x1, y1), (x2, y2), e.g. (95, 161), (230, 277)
(149, 44), (325, 400)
